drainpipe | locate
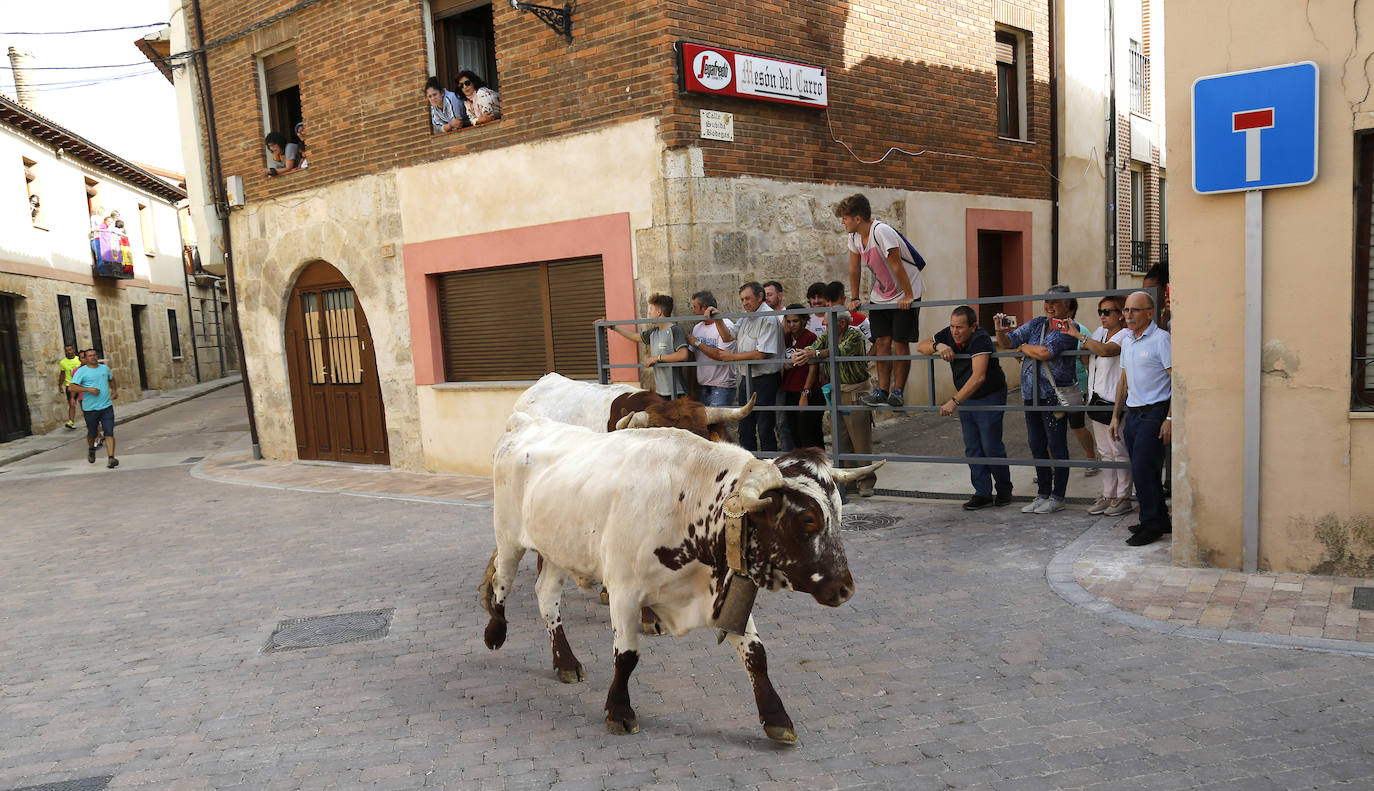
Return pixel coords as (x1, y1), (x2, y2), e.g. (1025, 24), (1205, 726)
(1105, 0), (1118, 289)
(1049, 0), (1059, 285)
(190, 0), (261, 458)
(176, 200), (202, 383)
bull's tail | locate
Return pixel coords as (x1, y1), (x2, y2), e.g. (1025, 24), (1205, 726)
(479, 549), (499, 616)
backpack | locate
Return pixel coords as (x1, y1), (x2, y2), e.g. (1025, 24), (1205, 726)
(881, 221), (927, 271)
(852, 221), (928, 303)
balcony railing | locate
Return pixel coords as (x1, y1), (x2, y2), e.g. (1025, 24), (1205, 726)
(1159, 242), (1169, 267)
(1130, 240), (1151, 274)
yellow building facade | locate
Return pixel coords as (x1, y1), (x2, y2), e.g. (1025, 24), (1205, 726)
(1167, 1), (1374, 574)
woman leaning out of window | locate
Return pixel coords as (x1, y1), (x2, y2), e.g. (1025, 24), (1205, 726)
(263, 132), (300, 177)
(426, 76), (468, 134)
(457, 70), (501, 126)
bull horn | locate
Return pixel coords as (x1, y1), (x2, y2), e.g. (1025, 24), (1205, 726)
(724, 459), (786, 516)
(830, 460), (887, 485)
(703, 392), (757, 425)
(614, 411), (653, 430)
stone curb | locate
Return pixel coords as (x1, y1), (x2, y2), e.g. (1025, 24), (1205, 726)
(1047, 517), (1374, 658)
(187, 452), (493, 510)
(0, 375), (243, 468)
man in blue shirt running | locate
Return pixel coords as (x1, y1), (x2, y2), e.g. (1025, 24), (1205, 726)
(68, 349), (119, 469)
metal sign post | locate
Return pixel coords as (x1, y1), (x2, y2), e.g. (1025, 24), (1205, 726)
(1193, 61), (1318, 573)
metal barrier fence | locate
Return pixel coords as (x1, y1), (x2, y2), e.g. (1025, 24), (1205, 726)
(594, 287), (1163, 476)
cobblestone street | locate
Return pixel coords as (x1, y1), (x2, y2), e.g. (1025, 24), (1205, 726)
(1, 391), (1372, 790)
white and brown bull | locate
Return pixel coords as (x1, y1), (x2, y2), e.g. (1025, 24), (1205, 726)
(481, 413), (881, 743)
(513, 372), (755, 441)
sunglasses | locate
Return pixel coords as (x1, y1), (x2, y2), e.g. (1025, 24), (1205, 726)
(459, 80), (473, 87)
(1097, 308), (1119, 315)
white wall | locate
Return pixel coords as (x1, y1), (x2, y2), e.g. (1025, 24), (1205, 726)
(0, 125), (184, 286)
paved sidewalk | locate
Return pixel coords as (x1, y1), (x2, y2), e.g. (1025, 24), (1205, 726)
(0, 374), (243, 467)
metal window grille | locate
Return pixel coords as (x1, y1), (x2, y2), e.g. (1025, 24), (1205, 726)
(1130, 240), (1152, 275)
(86, 298), (103, 359)
(1355, 133), (1374, 408)
(1129, 42), (1149, 115)
(167, 309), (182, 358)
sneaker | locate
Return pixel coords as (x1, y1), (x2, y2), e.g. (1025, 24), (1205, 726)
(1084, 466), (1101, 478)
(64, 420), (75, 430)
(887, 390), (905, 408)
(1033, 496), (1066, 514)
(860, 389), (889, 407)
(1088, 496), (1111, 515)
(963, 495), (995, 511)
(107, 457), (119, 469)
(994, 490), (1013, 507)
(1021, 496), (1048, 513)
(87, 446), (96, 464)
(1104, 498), (1135, 516)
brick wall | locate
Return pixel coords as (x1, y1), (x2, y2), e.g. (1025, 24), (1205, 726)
(195, 0), (1050, 206)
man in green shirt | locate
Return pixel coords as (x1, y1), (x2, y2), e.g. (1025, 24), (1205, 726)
(56, 344), (82, 430)
(791, 311), (877, 496)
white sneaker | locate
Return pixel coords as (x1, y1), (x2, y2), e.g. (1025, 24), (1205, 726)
(1033, 497), (1065, 514)
(1088, 496), (1111, 515)
(1021, 496), (1048, 513)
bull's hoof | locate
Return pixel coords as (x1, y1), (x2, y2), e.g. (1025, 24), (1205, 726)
(483, 618), (507, 650)
(605, 714), (639, 735)
(556, 662), (585, 684)
(599, 588), (610, 606)
(764, 725), (798, 744)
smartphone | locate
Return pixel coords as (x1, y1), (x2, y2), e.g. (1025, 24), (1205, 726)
(999, 315), (1018, 329)
(1051, 318), (1071, 332)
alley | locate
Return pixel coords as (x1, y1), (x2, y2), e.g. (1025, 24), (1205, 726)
(0, 391), (1371, 791)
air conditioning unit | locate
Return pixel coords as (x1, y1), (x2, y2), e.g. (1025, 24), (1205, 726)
(225, 175), (244, 208)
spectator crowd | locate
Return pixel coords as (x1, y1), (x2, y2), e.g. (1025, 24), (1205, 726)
(602, 193), (1173, 546)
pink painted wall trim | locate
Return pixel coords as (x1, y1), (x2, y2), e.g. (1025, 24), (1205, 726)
(404, 212), (638, 385)
(965, 209), (1034, 324)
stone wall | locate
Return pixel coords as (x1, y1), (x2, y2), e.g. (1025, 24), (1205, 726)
(0, 272), (207, 437)
(228, 171), (422, 470)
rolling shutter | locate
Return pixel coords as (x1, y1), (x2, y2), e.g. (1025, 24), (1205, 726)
(263, 47), (299, 95)
(435, 257), (606, 382)
(547, 257), (606, 379)
(437, 265), (548, 382)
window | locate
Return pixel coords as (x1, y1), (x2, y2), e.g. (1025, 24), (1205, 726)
(168, 309), (182, 358)
(84, 177), (99, 222)
(995, 29), (1027, 140)
(57, 295), (76, 349)
(1129, 39), (1149, 116)
(1354, 134), (1374, 409)
(138, 203), (155, 255)
(258, 45), (302, 138)
(86, 298), (104, 359)
(428, 2), (498, 94)
(436, 257), (604, 382)
(1130, 169), (1148, 274)
(23, 157), (43, 226)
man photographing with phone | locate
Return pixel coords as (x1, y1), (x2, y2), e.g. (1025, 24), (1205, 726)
(995, 284), (1079, 514)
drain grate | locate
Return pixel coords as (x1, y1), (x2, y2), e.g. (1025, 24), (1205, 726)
(841, 513), (902, 531)
(11, 777), (113, 791)
(1353, 587), (1374, 611)
(232, 462), (265, 470)
(264, 609), (394, 653)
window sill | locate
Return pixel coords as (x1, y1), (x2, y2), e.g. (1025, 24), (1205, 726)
(431, 118), (504, 138)
(431, 379), (534, 392)
(1130, 110), (1152, 122)
(31, 222), (49, 231)
(1351, 410), (1374, 419)
(145, 252), (157, 258)
(998, 136), (1034, 145)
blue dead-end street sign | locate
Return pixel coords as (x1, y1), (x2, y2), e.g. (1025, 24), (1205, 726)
(1192, 62), (1319, 194)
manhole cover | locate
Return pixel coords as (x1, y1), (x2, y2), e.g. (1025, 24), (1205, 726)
(11, 777), (113, 791)
(264, 609), (393, 653)
(1353, 587), (1374, 611)
(841, 513), (902, 531)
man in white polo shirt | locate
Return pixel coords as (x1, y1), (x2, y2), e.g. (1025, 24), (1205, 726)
(1109, 291), (1172, 547)
(691, 282), (784, 451)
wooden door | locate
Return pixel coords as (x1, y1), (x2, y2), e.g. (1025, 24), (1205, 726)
(131, 304), (149, 390)
(0, 296), (31, 443)
(284, 262), (389, 464)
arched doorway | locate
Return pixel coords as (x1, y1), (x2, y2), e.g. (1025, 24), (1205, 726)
(284, 261), (390, 464)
